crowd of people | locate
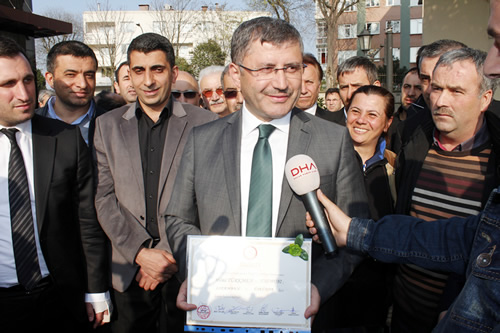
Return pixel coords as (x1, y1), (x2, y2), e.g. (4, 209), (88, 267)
(0, 1), (499, 332)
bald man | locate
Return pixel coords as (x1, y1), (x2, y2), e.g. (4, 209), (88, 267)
(171, 70), (201, 107)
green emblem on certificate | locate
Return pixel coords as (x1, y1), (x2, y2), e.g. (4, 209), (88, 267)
(282, 234), (309, 261)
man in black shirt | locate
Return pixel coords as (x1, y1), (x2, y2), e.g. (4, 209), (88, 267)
(93, 33), (217, 333)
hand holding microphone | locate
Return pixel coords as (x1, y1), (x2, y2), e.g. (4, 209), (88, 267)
(285, 154), (338, 257)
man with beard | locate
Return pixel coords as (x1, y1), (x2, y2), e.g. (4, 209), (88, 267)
(36, 41), (106, 148)
(387, 67), (422, 149)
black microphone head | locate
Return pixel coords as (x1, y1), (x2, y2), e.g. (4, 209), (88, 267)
(285, 154), (320, 195)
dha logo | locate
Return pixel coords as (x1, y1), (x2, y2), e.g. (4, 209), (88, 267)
(290, 162), (317, 177)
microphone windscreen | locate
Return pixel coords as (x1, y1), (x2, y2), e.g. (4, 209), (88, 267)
(285, 154), (320, 195)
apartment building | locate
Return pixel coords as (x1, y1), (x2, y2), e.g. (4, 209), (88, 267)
(316, 0), (423, 71)
(83, 3), (269, 91)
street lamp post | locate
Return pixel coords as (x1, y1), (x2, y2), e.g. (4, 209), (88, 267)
(385, 28), (393, 93)
(136, 23), (144, 34)
(357, 27), (372, 57)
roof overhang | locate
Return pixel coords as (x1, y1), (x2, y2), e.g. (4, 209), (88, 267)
(0, 5), (72, 38)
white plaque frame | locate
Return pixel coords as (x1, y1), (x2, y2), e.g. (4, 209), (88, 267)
(186, 235), (311, 329)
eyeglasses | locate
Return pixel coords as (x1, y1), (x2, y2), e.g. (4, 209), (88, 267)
(223, 89), (240, 99)
(202, 88), (223, 99)
(238, 63), (307, 80)
(172, 90), (197, 99)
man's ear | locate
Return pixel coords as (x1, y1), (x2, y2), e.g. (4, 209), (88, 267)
(171, 65), (179, 84)
(113, 81), (120, 94)
(480, 89), (493, 112)
(229, 63), (241, 90)
(373, 80), (381, 87)
(45, 72), (54, 89)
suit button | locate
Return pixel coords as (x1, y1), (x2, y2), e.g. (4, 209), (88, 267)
(477, 253), (492, 267)
(140, 216), (145, 220)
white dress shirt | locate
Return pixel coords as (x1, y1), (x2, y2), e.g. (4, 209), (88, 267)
(0, 120), (50, 287)
(240, 103), (291, 237)
(303, 103), (318, 115)
(0, 120), (111, 319)
(46, 96), (95, 145)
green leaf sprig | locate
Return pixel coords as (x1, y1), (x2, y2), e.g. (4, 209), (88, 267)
(282, 234), (309, 261)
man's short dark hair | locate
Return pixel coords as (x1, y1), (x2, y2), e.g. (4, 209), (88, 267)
(127, 33), (175, 68)
(337, 56), (378, 83)
(303, 53), (323, 82)
(115, 61), (129, 83)
(404, 67), (419, 78)
(417, 39), (467, 75)
(325, 87), (340, 97)
(231, 16), (303, 64)
(47, 40), (98, 73)
(0, 36), (28, 59)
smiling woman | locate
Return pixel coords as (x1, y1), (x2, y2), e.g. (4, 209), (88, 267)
(329, 84), (397, 331)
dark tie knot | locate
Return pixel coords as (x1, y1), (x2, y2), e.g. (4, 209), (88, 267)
(1, 128), (19, 144)
(258, 124), (275, 139)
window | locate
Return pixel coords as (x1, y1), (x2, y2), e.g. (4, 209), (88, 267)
(121, 22), (135, 33)
(386, 0), (400, 5)
(366, 22), (380, 35)
(386, 20), (400, 33)
(410, 47), (419, 63)
(343, 0), (357, 12)
(317, 21), (327, 46)
(410, 0), (423, 6)
(153, 21), (167, 34)
(317, 48), (327, 65)
(392, 48), (400, 60)
(410, 19), (422, 34)
(338, 50), (357, 64)
(366, 0), (380, 7)
(338, 24), (356, 39)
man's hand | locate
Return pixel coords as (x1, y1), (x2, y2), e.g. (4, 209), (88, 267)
(85, 302), (111, 329)
(176, 279), (197, 311)
(135, 248), (178, 283)
(305, 189), (352, 247)
(304, 284), (320, 323)
(136, 268), (161, 291)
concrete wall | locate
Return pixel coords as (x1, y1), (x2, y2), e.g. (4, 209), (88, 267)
(423, 0), (498, 99)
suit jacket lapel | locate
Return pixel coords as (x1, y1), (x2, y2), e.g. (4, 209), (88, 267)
(223, 112), (242, 235)
(31, 116), (56, 233)
(120, 104), (146, 222)
(158, 101), (188, 210)
(276, 109), (311, 234)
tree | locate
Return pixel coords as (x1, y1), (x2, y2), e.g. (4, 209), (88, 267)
(35, 10), (83, 73)
(176, 56), (194, 74)
(150, 0), (200, 57)
(316, 0), (361, 87)
(189, 39), (226, 77)
(85, 0), (128, 90)
(35, 69), (46, 92)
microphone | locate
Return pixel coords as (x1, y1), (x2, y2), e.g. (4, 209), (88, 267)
(285, 154), (338, 257)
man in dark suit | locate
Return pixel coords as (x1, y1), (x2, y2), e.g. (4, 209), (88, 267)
(36, 40), (106, 149)
(0, 37), (109, 332)
(93, 33), (217, 333)
(331, 56), (382, 127)
(166, 17), (369, 323)
(296, 53), (337, 122)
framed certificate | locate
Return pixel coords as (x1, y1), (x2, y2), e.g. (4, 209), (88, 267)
(186, 235), (311, 330)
